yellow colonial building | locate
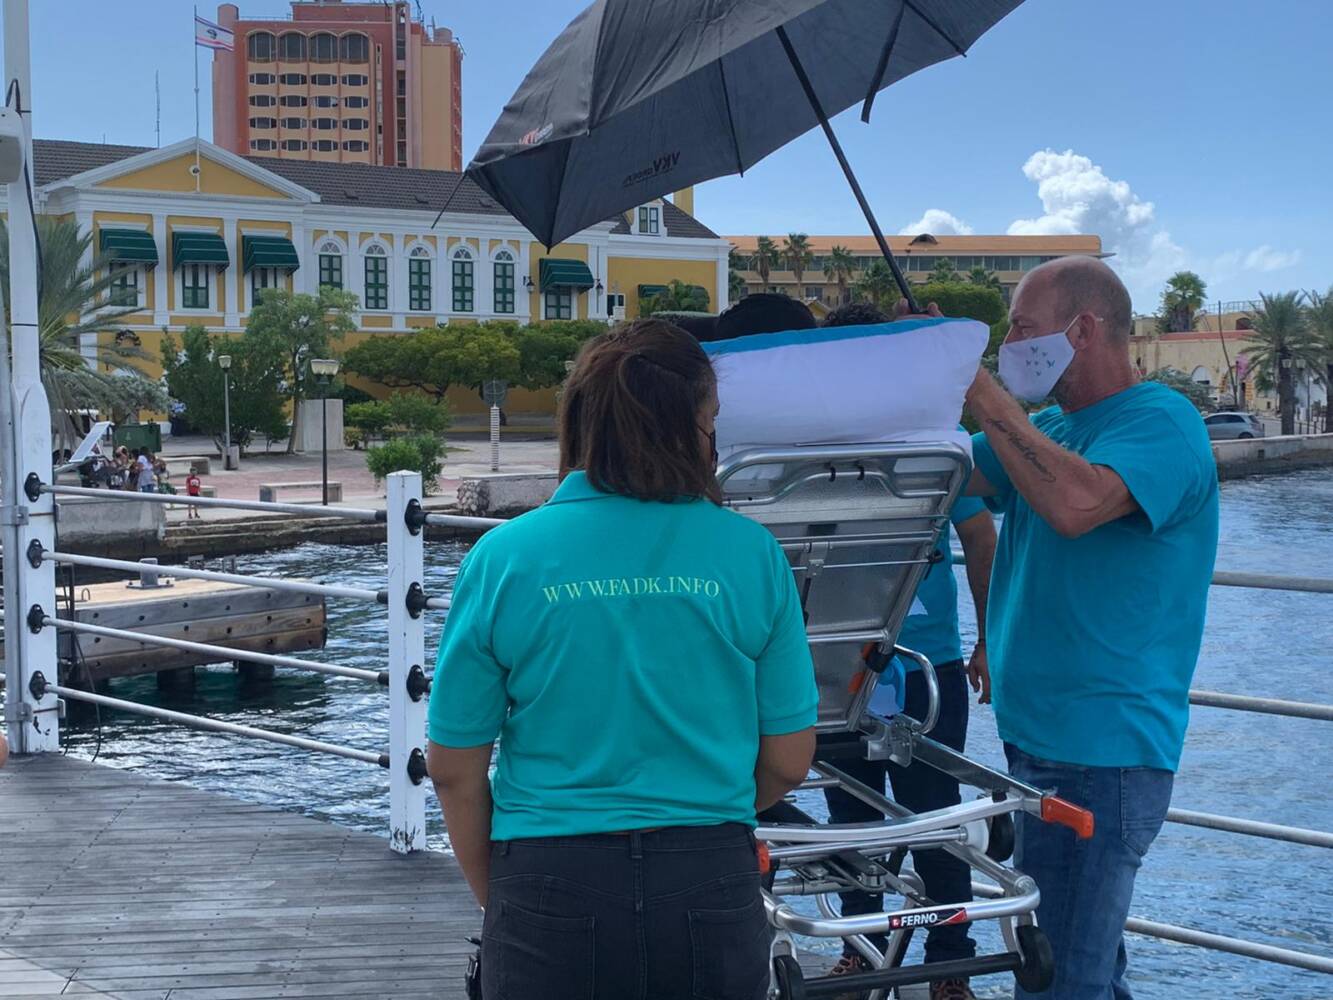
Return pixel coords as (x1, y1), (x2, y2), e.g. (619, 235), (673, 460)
(21, 137), (729, 416)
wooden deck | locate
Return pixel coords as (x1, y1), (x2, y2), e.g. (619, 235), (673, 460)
(0, 755), (479, 999)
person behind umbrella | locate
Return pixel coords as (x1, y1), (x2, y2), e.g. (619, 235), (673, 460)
(816, 303), (997, 1000)
(960, 257), (1218, 999)
(426, 318), (818, 1000)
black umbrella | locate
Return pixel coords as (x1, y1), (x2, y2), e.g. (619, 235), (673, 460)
(460, 0), (1024, 311)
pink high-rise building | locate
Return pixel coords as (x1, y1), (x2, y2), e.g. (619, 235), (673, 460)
(211, 0), (463, 170)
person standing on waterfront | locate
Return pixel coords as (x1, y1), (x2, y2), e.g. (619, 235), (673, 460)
(961, 257), (1219, 999)
(134, 448), (156, 494)
(426, 319), (818, 1000)
(814, 303), (998, 1000)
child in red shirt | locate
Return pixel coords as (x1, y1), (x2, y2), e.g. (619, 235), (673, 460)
(185, 470), (202, 520)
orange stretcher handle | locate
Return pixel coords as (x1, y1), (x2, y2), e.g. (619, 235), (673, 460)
(1041, 795), (1095, 839)
(756, 840), (772, 875)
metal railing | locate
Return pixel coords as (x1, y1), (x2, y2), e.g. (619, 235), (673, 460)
(944, 548), (1333, 976)
(3, 472), (499, 854)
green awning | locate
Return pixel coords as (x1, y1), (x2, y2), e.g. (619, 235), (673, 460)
(242, 234), (300, 272)
(539, 258), (595, 292)
(98, 228), (158, 267)
(172, 232), (229, 269)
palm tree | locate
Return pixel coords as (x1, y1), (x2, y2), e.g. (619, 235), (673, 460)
(752, 236), (779, 293)
(1157, 271), (1207, 333)
(967, 265), (1003, 293)
(643, 279), (710, 316)
(0, 216), (166, 446)
(826, 245), (856, 306)
(1306, 287), (1333, 432)
(1245, 291), (1320, 435)
(927, 257), (961, 284)
(853, 260), (898, 311)
(782, 233), (814, 297)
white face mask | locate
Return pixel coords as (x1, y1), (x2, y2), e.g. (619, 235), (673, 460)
(998, 319), (1077, 402)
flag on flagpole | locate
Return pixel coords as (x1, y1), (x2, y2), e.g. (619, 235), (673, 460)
(195, 15), (234, 51)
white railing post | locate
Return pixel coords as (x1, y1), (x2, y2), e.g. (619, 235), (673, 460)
(5, 0), (59, 753)
(386, 470), (428, 853)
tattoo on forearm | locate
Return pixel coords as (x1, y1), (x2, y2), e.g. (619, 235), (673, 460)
(987, 418), (1057, 483)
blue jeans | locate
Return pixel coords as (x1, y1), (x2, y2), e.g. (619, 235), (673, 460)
(1003, 744), (1173, 1000)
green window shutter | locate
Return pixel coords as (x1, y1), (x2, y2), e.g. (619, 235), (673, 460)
(409, 258), (432, 312)
(364, 256), (388, 310)
(452, 258), (474, 312)
(493, 261), (515, 314)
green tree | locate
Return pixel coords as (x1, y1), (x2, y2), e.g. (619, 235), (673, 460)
(728, 269), (747, 304)
(727, 246), (748, 303)
(853, 259), (898, 310)
(1305, 287), (1333, 433)
(346, 392), (450, 446)
(343, 323), (521, 402)
(1244, 291), (1319, 435)
(911, 282), (1007, 327)
(1301, 285), (1333, 434)
(0, 216), (165, 443)
(643, 279), (710, 316)
(510, 319), (599, 389)
(928, 257), (961, 284)
(1145, 367), (1214, 413)
(966, 265), (1003, 293)
(751, 236), (780, 291)
(782, 233), (813, 293)
(161, 326), (288, 452)
(826, 245), (856, 306)
(365, 435), (443, 495)
(1156, 271), (1207, 334)
(244, 286), (358, 452)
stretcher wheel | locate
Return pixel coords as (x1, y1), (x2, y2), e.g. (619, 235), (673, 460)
(1014, 924), (1055, 993)
(773, 955), (806, 1000)
(986, 813), (1015, 862)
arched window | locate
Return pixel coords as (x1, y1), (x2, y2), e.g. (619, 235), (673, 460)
(362, 243), (389, 310)
(309, 32), (337, 63)
(340, 33), (369, 63)
(451, 246), (474, 313)
(247, 31), (275, 62)
(493, 248), (515, 314)
(1191, 366), (1212, 385)
(317, 239), (344, 290)
(278, 32), (306, 62)
(408, 245), (433, 312)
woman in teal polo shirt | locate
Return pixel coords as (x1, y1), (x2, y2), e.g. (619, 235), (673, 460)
(426, 318), (818, 1000)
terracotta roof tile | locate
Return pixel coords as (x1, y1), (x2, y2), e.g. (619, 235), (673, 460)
(725, 233), (1104, 254)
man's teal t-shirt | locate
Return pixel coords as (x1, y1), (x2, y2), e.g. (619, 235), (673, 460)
(427, 472), (819, 840)
(972, 381), (1218, 771)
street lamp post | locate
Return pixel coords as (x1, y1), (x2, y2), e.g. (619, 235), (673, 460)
(309, 358), (340, 505)
(218, 354), (233, 469)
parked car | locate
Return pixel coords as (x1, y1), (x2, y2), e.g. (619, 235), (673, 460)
(1204, 411), (1265, 440)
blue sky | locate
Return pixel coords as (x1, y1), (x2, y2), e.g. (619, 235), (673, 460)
(5, 0), (1331, 311)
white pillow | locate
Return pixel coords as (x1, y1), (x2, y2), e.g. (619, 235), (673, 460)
(703, 316), (988, 469)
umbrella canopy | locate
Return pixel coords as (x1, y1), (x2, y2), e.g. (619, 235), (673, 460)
(468, 0), (1023, 252)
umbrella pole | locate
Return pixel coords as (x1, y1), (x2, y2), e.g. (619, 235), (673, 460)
(775, 26), (919, 313)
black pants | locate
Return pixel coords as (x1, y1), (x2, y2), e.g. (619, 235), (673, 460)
(482, 823), (770, 1000)
(822, 661), (976, 964)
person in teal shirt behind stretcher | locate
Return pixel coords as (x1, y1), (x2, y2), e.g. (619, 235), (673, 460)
(425, 318), (818, 1000)
(955, 256), (1219, 1000)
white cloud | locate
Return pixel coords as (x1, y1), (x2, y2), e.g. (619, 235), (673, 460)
(1005, 149), (1303, 310)
(1242, 245), (1302, 272)
(899, 209), (973, 236)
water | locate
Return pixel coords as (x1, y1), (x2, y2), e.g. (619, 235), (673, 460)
(55, 471), (1333, 999)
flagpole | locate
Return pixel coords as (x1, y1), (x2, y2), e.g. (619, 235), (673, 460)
(193, 4), (201, 191)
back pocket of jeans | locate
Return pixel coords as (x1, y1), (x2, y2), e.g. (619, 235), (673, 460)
(688, 896), (771, 1000)
(492, 900), (595, 1000)
(1119, 767), (1174, 858)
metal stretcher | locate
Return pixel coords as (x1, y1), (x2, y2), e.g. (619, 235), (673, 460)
(719, 444), (1092, 999)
